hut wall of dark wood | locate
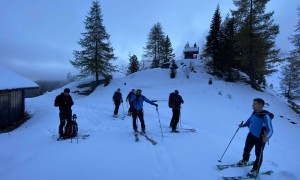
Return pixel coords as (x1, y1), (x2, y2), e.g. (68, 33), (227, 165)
(0, 90), (25, 129)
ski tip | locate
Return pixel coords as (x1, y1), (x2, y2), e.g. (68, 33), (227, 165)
(261, 170), (274, 175)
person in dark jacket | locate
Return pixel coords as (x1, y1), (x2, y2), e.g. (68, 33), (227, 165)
(54, 88), (74, 138)
(112, 88), (123, 117)
(169, 90), (184, 133)
(237, 98), (274, 177)
(126, 89), (135, 116)
(129, 89), (158, 134)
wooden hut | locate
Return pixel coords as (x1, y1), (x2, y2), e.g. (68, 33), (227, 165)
(0, 66), (39, 130)
(183, 43), (199, 59)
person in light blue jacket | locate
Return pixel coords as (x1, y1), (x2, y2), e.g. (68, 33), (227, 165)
(238, 98), (274, 177)
(130, 89), (158, 134)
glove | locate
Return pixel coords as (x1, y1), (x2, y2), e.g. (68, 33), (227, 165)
(154, 103), (158, 107)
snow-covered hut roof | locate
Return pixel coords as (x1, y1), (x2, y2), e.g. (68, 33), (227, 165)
(0, 66), (39, 91)
(183, 47), (199, 53)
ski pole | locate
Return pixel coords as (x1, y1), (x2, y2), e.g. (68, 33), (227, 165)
(74, 114), (78, 144)
(122, 101), (125, 117)
(218, 121), (243, 163)
(255, 131), (267, 180)
(180, 109), (182, 128)
(156, 107), (163, 138)
(153, 100), (167, 102)
(113, 102), (114, 115)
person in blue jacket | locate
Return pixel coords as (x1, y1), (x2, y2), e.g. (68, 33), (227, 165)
(238, 98), (274, 177)
(130, 89), (158, 134)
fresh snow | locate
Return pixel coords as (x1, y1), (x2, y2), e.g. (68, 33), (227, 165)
(1, 59), (300, 180)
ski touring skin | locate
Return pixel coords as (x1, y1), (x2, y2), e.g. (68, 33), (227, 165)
(136, 131), (157, 145)
(217, 161), (254, 170)
(222, 170), (274, 180)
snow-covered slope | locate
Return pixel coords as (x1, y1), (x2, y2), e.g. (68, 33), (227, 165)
(1, 59), (300, 180)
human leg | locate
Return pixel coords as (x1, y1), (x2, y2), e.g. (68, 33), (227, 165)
(114, 101), (120, 115)
(132, 109), (138, 131)
(137, 110), (145, 133)
(171, 108), (180, 131)
(253, 138), (265, 171)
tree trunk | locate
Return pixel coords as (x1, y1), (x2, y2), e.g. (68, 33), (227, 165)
(248, 0), (256, 89)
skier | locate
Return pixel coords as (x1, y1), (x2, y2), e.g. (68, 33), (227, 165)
(54, 88), (74, 138)
(126, 89), (135, 116)
(237, 98), (274, 177)
(112, 88), (123, 117)
(169, 90), (184, 133)
(129, 89), (158, 134)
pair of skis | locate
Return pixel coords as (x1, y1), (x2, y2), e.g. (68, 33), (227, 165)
(176, 128), (196, 133)
(134, 131), (157, 145)
(222, 170), (274, 180)
(55, 134), (90, 141)
(218, 161), (274, 179)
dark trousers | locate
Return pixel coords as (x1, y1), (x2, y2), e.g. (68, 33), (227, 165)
(170, 108), (180, 130)
(59, 111), (72, 136)
(242, 132), (265, 171)
(114, 101), (121, 115)
(128, 102), (133, 114)
(132, 109), (145, 131)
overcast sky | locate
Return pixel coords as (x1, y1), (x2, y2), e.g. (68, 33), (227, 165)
(0, 0), (299, 81)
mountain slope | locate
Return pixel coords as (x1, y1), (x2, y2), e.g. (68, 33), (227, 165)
(1, 59), (299, 180)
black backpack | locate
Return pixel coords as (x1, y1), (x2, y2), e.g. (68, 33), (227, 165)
(168, 93), (177, 108)
(65, 114), (78, 138)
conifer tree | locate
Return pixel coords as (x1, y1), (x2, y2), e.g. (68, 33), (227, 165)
(280, 56), (300, 99)
(70, 1), (116, 83)
(281, 6), (300, 99)
(232, 0), (280, 89)
(127, 54), (140, 75)
(203, 5), (222, 77)
(170, 59), (178, 78)
(219, 14), (239, 81)
(163, 35), (175, 64)
(143, 23), (166, 68)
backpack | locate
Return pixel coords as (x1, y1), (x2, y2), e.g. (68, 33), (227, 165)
(168, 93), (177, 108)
(64, 114), (78, 138)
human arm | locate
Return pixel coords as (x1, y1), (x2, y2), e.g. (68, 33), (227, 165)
(69, 96), (74, 107)
(263, 114), (273, 141)
(112, 92), (116, 101)
(239, 118), (250, 128)
(180, 96), (184, 104)
(54, 96), (60, 107)
(144, 96), (158, 107)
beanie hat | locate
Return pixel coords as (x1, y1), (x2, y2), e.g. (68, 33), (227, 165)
(64, 88), (70, 93)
